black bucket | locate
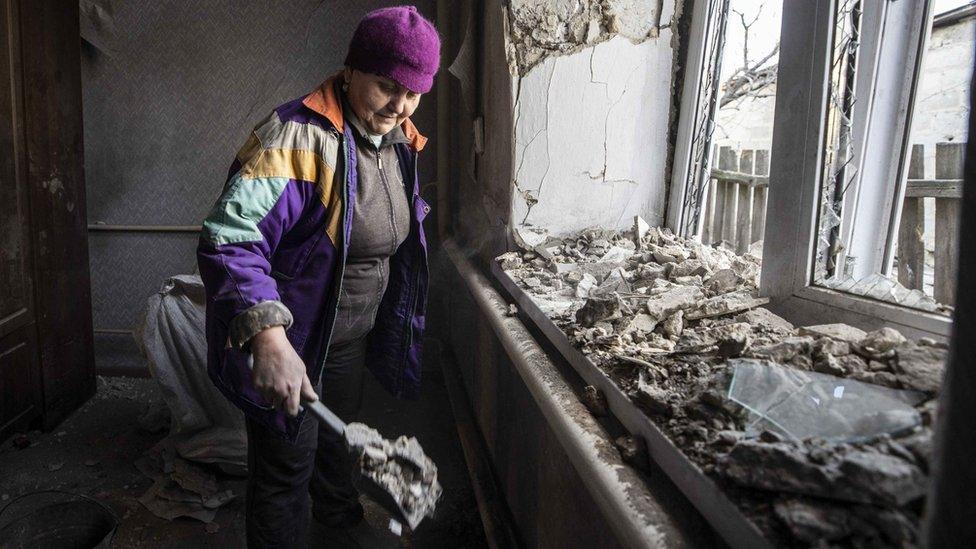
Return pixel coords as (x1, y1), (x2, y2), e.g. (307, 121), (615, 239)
(0, 491), (118, 549)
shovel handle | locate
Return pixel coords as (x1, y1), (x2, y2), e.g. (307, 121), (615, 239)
(301, 398), (347, 436)
(245, 353), (347, 437)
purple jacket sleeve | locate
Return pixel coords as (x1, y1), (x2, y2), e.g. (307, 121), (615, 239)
(197, 131), (320, 349)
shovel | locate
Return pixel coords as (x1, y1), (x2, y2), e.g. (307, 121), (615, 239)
(247, 355), (442, 530)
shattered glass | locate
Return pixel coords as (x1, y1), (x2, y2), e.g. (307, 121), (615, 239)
(681, 0), (732, 238)
(808, 1), (956, 317)
(815, 205), (842, 282)
(727, 359), (924, 443)
(821, 272), (944, 313)
(813, 0), (862, 282)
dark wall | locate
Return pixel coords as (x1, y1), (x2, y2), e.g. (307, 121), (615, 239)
(80, 0), (438, 370)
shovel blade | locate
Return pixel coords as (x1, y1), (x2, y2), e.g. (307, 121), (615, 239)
(355, 474), (424, 531)
(344, 424), (442, 531)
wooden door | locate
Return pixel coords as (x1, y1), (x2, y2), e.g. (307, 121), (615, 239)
(19, 0), (96, 428)
(0, 0), (95, 438)
(0, 0), (42, 439)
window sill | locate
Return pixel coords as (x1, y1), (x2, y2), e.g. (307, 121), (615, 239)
(443, 239), (717, 548)
(482, 250), (772, 549)
(771, 284), (953, 341)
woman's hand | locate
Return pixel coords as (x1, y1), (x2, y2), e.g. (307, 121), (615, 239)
(250, 326), (318, 416)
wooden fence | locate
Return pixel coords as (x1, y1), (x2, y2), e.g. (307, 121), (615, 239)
(701, 146), (769, 254)
(897, 143), (963, 305)
(700, 142), (963, 305)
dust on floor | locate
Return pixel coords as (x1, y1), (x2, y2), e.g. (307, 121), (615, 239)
(1, 353), (486, 548)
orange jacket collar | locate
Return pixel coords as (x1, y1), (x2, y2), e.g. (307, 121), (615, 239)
(302, 74), (428, 153)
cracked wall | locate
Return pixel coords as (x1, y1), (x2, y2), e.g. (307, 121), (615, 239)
(507, 0), (671, 76)
(511, 1), (678, 235)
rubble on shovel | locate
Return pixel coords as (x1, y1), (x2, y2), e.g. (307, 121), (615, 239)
(497, 218), (948, 548)
(345, 423), (442, 530)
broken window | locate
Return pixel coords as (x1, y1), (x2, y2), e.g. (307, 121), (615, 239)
(811, 0), (971, 316)
(491, 1), (956, 546)
(670, 0), (731, 237)
(763, 0), (958, 340)
(670, 0), (782, 257)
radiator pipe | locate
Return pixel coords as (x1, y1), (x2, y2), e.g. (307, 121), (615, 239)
(87, 224), (201, 233)
(445, 240), (679, 548)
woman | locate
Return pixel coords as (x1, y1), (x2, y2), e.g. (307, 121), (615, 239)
(196, 6), (439, 546)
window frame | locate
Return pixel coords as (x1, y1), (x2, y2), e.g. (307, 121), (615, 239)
(762, 0), (952, 340)
(818, 0), (936, 284)
(667, 0), (730, 237)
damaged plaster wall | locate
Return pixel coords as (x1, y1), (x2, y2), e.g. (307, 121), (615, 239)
(506, 0), (668, 75)
(509, 0), (678, 235)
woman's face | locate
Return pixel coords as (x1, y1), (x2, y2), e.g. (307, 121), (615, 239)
(343, 68), (422, 135)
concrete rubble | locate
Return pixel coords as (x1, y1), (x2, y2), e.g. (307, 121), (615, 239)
(506, 0), (664, 75)
(581, 385), (609, 416)
(345, 422), (443, 530)
(497, 218), (947, 547)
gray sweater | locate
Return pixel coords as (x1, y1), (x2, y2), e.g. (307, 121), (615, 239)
(330, 99), (412, 346)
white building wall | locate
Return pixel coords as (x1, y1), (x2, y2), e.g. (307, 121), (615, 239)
(713, 89), (776, 155)
(909, 16), (975, 178)
(712, 15), (975, 170)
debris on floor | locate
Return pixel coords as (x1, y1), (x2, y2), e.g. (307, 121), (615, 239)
(0, 376), (250, 547)
(1, 366), (484, 547)
(498, 219), (946, 547)
(134, 442), (241, 524)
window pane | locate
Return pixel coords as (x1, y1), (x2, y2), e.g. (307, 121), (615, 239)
(896, 5), (972, 309)
(812, 1), (968, 317)
(697, 0), (782, 269)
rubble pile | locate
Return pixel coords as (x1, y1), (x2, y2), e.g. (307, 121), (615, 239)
(498, 220), (947, 547)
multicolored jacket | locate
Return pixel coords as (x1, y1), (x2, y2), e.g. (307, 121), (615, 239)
(197, 75), (431, 440)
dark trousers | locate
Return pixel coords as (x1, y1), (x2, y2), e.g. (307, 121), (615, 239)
(245, 338), (367, 549)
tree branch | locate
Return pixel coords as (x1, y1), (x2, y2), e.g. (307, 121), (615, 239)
(719, 4), (779, 109)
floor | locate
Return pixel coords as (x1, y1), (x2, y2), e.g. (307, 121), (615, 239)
(0, 339), (487, 548)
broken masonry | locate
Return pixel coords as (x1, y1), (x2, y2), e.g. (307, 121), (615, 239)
(498, 218), (946, 547)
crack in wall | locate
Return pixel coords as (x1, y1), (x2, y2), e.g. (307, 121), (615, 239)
(532, 62), (557, 195)
(507, 0), (678, 232)
(588, 47), (611, 180)
(586, 44), (644, 185)
(514, 61), (556, 226)
(600, 70), (637, 183)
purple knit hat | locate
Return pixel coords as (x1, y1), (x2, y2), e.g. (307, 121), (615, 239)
(344, 5), (441, 94)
